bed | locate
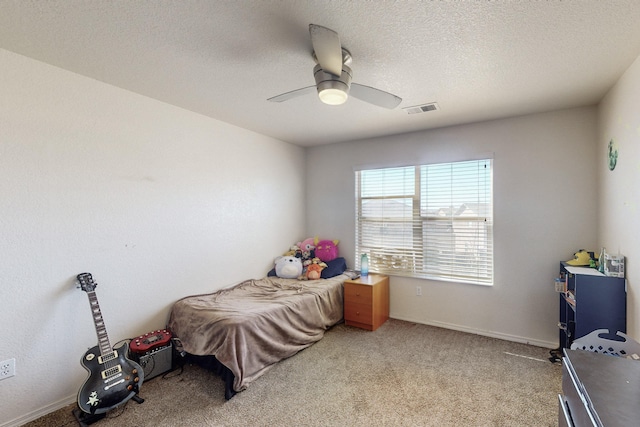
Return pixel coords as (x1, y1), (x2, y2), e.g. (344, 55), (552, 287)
(167, 273), (348, 399)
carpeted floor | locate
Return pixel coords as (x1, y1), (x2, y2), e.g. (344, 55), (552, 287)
(24, 319), (562, 426)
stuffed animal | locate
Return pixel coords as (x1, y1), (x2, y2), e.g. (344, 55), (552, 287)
(314, 238), (339, 262)
(296, 237), (316, 260)
(566, 250), (595, 266)
(298, 237), (316, 253)
(305, 263), (324, 280)
(292, 256), (328, 280)
(283, 244), (302, 258)
(274, 256), (303, 279)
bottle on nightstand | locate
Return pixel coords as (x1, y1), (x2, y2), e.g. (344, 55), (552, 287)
(361, 253), (369, 276)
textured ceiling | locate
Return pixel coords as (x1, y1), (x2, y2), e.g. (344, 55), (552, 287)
(2, 1), (640, 146)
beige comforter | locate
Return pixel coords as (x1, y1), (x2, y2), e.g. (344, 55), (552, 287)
(167, 275), (346, 392)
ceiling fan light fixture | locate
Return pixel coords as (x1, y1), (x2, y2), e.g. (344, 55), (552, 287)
(318, 85), (349, 105)
(314, 63), (352, 106)
(267, 27), (402, 109)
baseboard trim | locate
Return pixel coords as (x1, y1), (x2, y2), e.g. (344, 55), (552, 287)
(1, 394), (75, 427)
(389, 315), (557, 349)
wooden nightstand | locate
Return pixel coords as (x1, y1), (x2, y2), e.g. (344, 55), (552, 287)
(344, 274), (389, 331)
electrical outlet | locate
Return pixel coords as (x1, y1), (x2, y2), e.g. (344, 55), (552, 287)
(416, 286), (422, 296)
(0, 358), (16, 380)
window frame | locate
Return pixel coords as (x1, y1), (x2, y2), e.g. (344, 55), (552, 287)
(355, 158), (493, 286)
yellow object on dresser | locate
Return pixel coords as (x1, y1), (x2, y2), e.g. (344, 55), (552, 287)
(344, 274), (389, 331)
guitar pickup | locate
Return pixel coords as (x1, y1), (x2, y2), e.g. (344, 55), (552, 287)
(101, 364), (122, 379)
(98, 350), (118, 365)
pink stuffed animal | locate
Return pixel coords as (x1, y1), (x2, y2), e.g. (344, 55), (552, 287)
(314, 238), (339, 262)
(297, 237), (316, 254)
(295, 237), (316, 260)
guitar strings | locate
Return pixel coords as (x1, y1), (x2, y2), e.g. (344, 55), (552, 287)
(90, 291), (118, 373)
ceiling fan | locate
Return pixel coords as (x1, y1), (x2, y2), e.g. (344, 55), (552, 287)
(267, 24), (402, 109)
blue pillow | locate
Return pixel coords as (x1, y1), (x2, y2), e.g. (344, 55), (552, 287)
(321, 257), (347, 278)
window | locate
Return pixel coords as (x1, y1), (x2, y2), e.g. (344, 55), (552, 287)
(355, 159), (493, 285)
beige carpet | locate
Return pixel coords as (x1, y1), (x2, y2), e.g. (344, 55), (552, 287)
(24, 319), (562, 426)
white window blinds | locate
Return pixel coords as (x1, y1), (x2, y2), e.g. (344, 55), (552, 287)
(355, 159), (493, 285)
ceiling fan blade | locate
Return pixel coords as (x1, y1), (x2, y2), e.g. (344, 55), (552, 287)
(309, 24), (343, 76)
(267, 86), (316, 103)
(349, 83), (402, 109)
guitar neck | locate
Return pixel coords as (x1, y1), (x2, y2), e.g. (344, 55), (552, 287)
(86, 290), (112, 356)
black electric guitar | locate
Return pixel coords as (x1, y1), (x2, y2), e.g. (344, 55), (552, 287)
(77, 273), (144, 414)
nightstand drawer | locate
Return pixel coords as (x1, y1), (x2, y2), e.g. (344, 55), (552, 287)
(344, 302), (372, 322)
(344, 283), (372, 304)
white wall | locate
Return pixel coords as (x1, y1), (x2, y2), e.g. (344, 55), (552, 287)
(4, 40), (637, 425)
(0, 49), (306, 426)
(598, 54), (640, 340)
(307, 107), (599, 347)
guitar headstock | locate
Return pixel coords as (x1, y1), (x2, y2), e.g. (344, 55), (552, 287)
(77, 273), (97, 293)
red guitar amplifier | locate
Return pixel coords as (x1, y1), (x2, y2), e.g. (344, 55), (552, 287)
(129, 329), (173, 380)
(129, 329), (172, 354)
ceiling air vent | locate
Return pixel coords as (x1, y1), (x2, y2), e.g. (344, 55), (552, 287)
(403, 102), (439, 115)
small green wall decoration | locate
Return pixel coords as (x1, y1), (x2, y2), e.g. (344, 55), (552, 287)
(608, 139), (618, 171)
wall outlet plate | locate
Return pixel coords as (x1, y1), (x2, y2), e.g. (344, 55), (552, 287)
(0, 358), (16, 380)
